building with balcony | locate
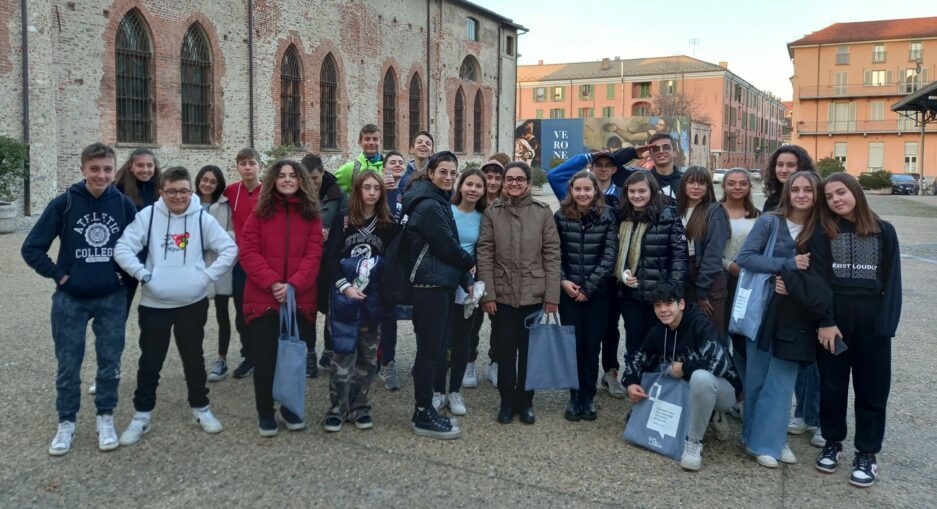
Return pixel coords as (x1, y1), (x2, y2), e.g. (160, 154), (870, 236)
(517, 56), (786, 169)
(789, 16), (937, 176)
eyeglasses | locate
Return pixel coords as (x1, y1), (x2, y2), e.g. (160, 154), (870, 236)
(434, 169), (458, 178)
(504, 176), (529, 184)
(648, 144), (673, 154)
(163, 189), (193, 198)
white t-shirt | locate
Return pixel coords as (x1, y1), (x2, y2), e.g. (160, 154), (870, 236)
(786, 219), (804, 242)
(682, 207), (695, 257)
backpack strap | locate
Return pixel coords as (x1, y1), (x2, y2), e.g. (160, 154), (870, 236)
(143, 205), (155, 252)
(58, 188), (72, 237)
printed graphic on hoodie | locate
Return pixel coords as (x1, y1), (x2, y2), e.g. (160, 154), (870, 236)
(171, 232), (191, 250)
(831, 232), (879, 280)
(72, 212), (122, 262)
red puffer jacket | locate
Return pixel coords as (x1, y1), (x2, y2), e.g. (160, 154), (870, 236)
(239, 195), (323, 323)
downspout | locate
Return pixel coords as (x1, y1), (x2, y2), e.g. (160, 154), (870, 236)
(425, 0), (430, 131)
(20, 0), (30, 215)
(514, 27), (527, 145)
(247, 0), (255, 148)
(495, 25), (501, 153)
(814, 44), (820, 159)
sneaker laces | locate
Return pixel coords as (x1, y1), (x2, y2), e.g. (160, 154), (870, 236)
(854, 453), (875, 472)
(685, 440), (702, 456)
(98, 417), (118, 442)
(53, 423), (74, 446)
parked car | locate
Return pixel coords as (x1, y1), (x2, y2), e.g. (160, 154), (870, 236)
(891, 174), (920, 195)
(749, 168), (762, 179)
(712, 168), (728, 183)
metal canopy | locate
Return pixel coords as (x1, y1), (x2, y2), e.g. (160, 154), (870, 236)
(892, 80), (937, 117)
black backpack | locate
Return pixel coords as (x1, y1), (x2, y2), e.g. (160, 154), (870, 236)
(379, 214), (428, 308)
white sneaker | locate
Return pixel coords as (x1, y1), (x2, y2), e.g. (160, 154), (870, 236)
(432, 392), (447, 412)
(747, 447), (779, 468)
(602, 370), (627, 399)
(119, 412), (152, 445)
(462, 362), (478, 388)
(88, 383), (97, 395)
(448, 392), (467, 416)
(811, 428), (827, 447)
(780, 443), (798, 464)
(48, 421), (76, 456)
(96, 414), (119, 451)
(192, 406), (223, 434)
(487, 362), (498, 386)
(680, 440), (703, 471)
(787, 417), (815, 435)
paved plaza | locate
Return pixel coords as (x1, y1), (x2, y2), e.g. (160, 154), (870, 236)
(1, 193), (936, 508)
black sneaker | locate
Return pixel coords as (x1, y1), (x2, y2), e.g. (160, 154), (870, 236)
(280, 407), (305, 431)
(306, 351), (318, 378)
(412, 407), (462, 440)
(233, 358), (254, 379)
(815, 442), (843, 473)
(319, 351), (333, 369)
(322, 415), (343, 433)
(849, 452), (878, 488)
(258, 413), (278, 437)
(353, 414), (373, 430)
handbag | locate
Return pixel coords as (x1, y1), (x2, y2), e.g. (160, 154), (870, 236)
(523, 309), (579, 391)
(622, 370), (691, 461)
(729, 215), (779, 341)
(272, 285), (307, 417)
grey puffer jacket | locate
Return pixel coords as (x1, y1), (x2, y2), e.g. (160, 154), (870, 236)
(205, 195), (234, 296)
(554, 206), (619, 298)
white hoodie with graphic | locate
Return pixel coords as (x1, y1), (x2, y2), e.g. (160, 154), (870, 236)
(115, 197), (238, 309)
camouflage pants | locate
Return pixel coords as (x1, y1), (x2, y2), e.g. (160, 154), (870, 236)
(327, 322), (379, 420)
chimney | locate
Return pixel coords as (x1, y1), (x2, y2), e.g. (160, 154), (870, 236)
(719, 61), (728, 69)
(538, 59), (544, 65)
(601, 57), (610, 70)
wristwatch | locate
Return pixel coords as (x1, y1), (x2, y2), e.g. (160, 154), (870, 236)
(141, 274), (152, 285)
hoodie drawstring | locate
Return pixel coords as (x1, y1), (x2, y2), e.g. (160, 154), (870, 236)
(162, 211), (188, 263)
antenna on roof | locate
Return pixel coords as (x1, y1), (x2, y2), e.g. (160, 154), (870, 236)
(689, 38), (699, 56)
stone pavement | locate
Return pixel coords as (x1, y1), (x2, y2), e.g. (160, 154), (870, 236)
(1, 194), (936, 508)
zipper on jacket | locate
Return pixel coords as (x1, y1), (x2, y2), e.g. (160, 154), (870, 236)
(283, 201), (291, 280)
(578, 221), (585, 279)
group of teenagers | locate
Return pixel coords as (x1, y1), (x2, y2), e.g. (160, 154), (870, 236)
(23, 123), (900, 489)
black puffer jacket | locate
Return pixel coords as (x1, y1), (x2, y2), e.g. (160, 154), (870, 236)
(402, 179), (474, 289)
(554, 206), (619, 298)
(618, 206), (689, 299)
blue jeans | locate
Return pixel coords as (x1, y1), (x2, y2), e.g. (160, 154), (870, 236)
(51, 289), (127, 422)
(793, 363), (820, 426)
(742, 342), (799, 458)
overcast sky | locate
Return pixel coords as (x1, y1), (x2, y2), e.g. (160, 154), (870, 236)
(476, 0), (937, 100)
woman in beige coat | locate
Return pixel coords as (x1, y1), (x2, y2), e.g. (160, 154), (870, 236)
(477, 161), (561, 425)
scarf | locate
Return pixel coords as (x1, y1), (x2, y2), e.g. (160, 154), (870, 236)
(615, 219), (648, 283)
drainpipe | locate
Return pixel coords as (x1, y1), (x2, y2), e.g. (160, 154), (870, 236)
(425, 0), (430, 131)
(20, 0), (31, 215)
(247, 0), (255, 148)
(495, 25), (501, 153)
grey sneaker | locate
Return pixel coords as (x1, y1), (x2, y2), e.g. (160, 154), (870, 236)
(601, 370), (627, 399)
(96, 414), (119, 451)
(207, 358), (228, 382)
(462, 362), (478, 388)
(680, 440), (703, 471)
(708, 411), (730, 441)
(380, 361), (401, 391)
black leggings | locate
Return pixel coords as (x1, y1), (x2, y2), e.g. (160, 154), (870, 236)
(214, 295), (232, 356)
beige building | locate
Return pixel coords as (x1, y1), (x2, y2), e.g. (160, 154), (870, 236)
(0, 1), (523, 214)
(789, 16), (937, 176)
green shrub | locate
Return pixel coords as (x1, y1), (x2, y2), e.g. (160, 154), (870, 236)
(816, 157), (846, 178)
(531, 167), (548, 187)
(858, 170), (891, 190)
(0, 135), (29, 203)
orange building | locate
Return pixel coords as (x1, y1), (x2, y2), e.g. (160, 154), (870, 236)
(789, 17), (937, 176)
(516, 56), (786, 169)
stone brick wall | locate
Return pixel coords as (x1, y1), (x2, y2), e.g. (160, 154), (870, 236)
(0, 0), (520, 214)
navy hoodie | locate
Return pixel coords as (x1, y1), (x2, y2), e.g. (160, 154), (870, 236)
(22, 181), (137, 298)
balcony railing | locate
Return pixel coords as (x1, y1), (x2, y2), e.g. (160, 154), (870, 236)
(798, 82), (924, 99)
(872, 51), (887, 63)
(796, 120), (937, 135)
(909, 49), (923, 62)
